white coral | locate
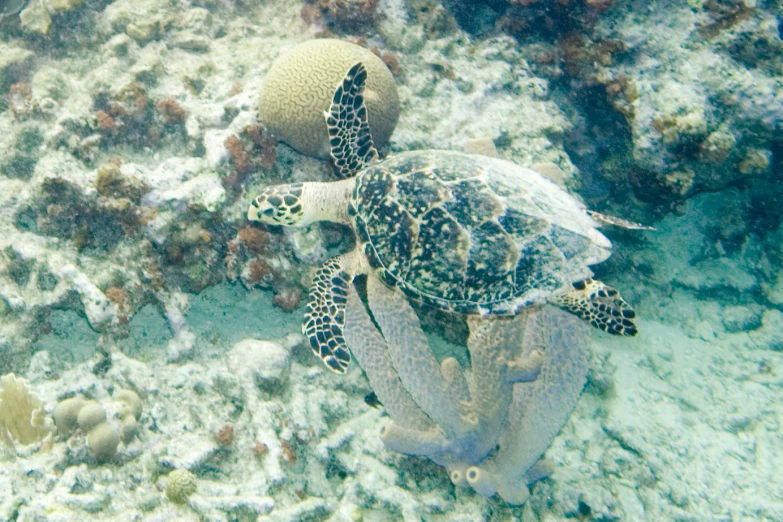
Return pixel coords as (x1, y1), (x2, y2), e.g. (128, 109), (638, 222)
(0, 373), (54, 451)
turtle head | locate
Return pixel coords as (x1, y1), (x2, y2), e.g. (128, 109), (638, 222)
(248, 179), (353, 227)
(247, 183), (307, 227)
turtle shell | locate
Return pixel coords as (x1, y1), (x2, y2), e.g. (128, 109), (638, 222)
(348, 150), (612, 315)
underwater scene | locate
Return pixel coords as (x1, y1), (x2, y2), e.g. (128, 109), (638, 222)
(1, 0), (782, 520)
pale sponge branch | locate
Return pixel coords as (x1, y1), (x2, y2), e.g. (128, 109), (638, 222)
(343, 276), (590, 505)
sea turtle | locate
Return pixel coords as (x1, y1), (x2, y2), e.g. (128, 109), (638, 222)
(248, 63), (640, 373)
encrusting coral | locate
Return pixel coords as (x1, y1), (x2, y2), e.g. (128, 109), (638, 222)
(222, 125), (277, 191)
(52, 389), (143, 462)
(343, 277), (590, 504)
(301, 0), (381, 32)
(114, 389), (142, 444)
(76, 401), (120, 462)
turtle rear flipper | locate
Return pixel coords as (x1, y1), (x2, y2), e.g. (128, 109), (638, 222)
(549, 278), (638, 336)
(303, 252), (360, 373)
(325, 62), (379, 179)
(587, 210), (655, 231)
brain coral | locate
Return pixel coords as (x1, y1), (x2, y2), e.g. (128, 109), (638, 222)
(166, 469), (197, 504)
(259, 39), (399, 159)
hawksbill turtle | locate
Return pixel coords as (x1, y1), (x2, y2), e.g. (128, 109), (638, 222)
(248, 63), (642, 373)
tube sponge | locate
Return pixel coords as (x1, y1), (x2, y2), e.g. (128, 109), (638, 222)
(473, 307), (590, 503)
(343, 284), (435, 433)
(465, 466), (531, 505)
(343, 279), (589, 505)
(465, 466), (499, 498)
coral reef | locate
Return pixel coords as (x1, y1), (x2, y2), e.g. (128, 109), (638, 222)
(259, 39), (400, 158)
(114, 389), (142, 443)
(0, 0), (781, 519)
(498, 0), (618, 38)
(53, 395), (86, 435)
(426, 0), (617, 38)
(224, 223), (310, 314)
(86, 419), (121, 462)
(224, 134), (249, 177)
(1, 0), (577, 372)
(0, 282), (779, 520)
(552, 0), (782, 214)
(343, 277), (590, 504)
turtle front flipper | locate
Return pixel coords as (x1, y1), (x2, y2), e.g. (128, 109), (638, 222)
(324, 62), (379, 179)
(549, 278), (638, 336)
(303, 253), (360, 373)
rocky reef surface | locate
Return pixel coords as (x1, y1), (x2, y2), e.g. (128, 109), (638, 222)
(0, 0), (781, 520)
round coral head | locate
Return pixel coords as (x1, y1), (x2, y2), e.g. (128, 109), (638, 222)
(259, 39), (399, 159)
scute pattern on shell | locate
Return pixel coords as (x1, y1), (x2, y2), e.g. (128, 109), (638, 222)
(349, 150), (611, 315)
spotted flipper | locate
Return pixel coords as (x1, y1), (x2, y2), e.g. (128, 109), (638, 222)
(303, 256), (354, 373)
(549, 278), (638, 336)
(324, 62), (379, 179)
